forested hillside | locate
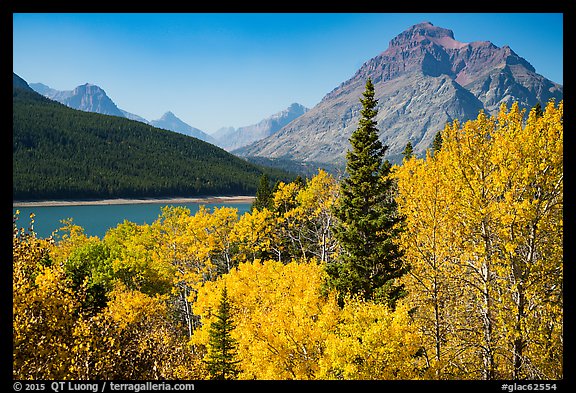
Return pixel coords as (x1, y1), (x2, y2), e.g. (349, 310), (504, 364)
(13, 87), (292, 200)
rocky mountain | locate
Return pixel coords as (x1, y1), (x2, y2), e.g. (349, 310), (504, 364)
(33, 82), (127, 117)
(149, 111), (216, 144)
(212, 103), (308, 151)
(236, 22), (563, 166)
(29, 82), (215, 144)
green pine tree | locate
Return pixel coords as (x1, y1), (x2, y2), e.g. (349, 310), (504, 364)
(402, 141), (414, 161)
(252, 174), (273, 211)
(204, 285), (240, 380)
(533, 102), (544, 118)
(432, 130), (443, 155)
(328, 78), (406, 308)
(293, 175), (306, 189)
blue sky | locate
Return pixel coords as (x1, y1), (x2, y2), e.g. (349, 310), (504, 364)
(13, 13), (563, 134)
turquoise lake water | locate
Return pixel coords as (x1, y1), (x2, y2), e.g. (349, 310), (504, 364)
(13, 202), (252, 239)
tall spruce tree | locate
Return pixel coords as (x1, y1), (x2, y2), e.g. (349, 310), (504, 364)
(328, 78), (406, 308)
(532, 102), (544, 117)
(432, 130), (443, 155)
(204, 285), (240, 380)
(252, 174), (273, 211)
(402, 141), (414, 161)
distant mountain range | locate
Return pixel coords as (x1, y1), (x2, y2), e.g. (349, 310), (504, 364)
(21, 21), (563, 172)
(235, 22), (563, 166)
(14, 73), (292, 200)
(28, 81), (307, 150)
(212, 103), (308, 151)
(29, 82), (216, 144)
(149, 111), (217, 144)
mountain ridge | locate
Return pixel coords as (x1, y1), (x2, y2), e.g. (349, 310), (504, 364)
(149, 111), (216, 144)
(235, 21), (562, 166)
(212, 103), (308, 151)
(29, 81), (216, 144)
(13, 73), (293, 200)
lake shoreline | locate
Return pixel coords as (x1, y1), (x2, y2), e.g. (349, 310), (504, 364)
(13, 195), (255, 208)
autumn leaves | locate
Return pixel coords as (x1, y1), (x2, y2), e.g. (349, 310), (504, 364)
(395, 101), (563, 379)
(12, 98), (562, 380)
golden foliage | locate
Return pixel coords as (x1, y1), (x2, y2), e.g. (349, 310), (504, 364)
(394, 101), (563, 379)
(13, 103), (562, 380)
(192, 259), (338, 379)
(318, 298), (424, 379)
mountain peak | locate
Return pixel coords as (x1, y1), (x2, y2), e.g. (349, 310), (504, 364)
(389, 22), (467, 50)
(161, 111), (177, 119)
(277, 103), (308, 117)
(76, 82), (98, 89)
(287, 102), (304, 110)
(72, 83), (107, 96)
(238, 22), (562, 167)
(150, 111), (216, 144)
(153, 111), (189, 127)
(411, 22), (454, 38)
(54, 82), (125, 117)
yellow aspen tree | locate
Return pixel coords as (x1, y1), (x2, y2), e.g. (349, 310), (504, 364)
(318, 297), (424, 380)
(13, 213), (79, 379)
(205, 206), (239, 274)
(49, 218), (93, 264)
(191, 259), (340, 379)
(88, 283), (204, 379)
(272, 170), (339, 263)
(394, 152), (469, 378)
(230, 207), (283, 263)
(489, 101), (563, 379)
(273, 180), (307, 260)
(441, 111), (506, 379)
(294, 169), (340, 263)
(397, 100), (563, 379)
(67, 263), (203, 379)
(68, 310), (116, 380)
(273, 180), (302, 216)
(151, 206), (217, 338)
(103, 220), (174, 298)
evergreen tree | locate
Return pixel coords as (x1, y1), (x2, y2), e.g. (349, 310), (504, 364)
(432, 130), (443, 155)
(328, 78), (406, 308)
(204, 286), (240, 380)
(293, 175), (306, 189)
(402, 141), (414, 161)
(533, 102), (544, 117)
(252, 174), (273, 211)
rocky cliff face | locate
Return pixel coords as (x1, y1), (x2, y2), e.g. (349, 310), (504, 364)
(30, 82), (126, 118)
(64, 84), (126, 117)
(236, 22), (563, 165)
